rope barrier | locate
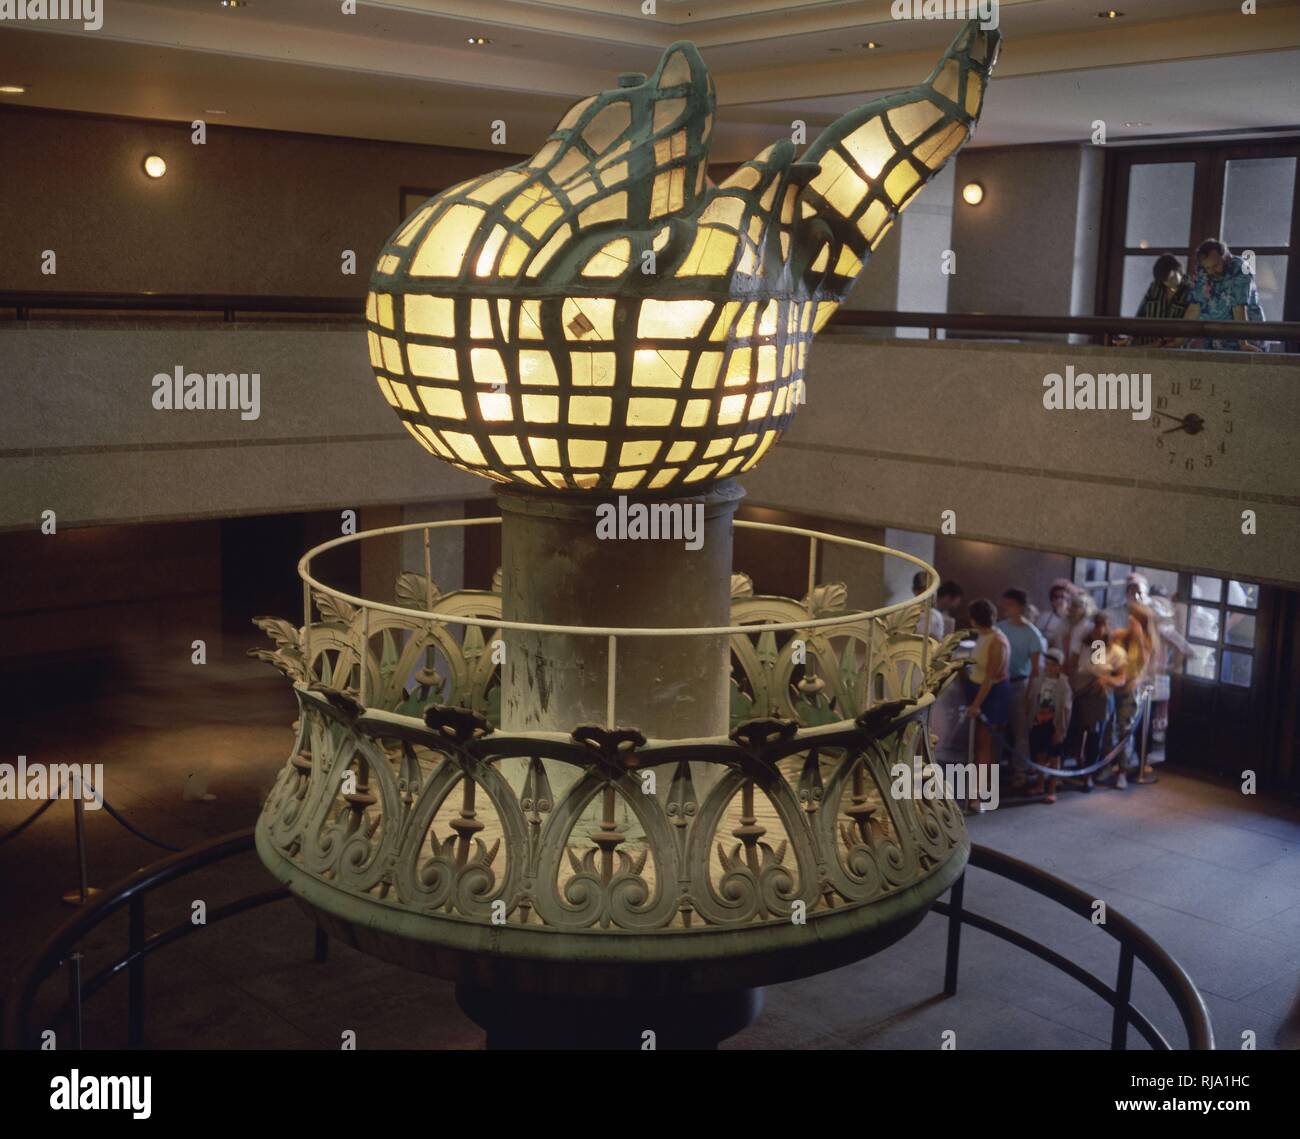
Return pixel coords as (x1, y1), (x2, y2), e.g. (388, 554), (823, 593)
(0, 782), (183, 854)
(88, 783), (183, 853)
(957, 685), (1153, 787)
(0, 796), (57, 847)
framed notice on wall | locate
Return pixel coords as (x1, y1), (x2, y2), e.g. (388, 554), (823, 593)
(399, 187), (441, 223)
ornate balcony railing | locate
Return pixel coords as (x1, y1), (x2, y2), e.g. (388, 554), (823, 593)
(251, 520), (971, 990)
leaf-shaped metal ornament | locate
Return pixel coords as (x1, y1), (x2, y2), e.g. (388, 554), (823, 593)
(314, 591), (358, 627)
(396, 571), (441, 610)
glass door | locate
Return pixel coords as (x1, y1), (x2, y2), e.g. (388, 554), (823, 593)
(1099, 139), (1300, 324)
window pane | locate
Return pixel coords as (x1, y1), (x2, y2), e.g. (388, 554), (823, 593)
(1221, 157), (1296, 247)
(1076, 558), (1107, 585)
(1121, 255), (1158, 316)
(1228, 581), (1259, 609)
(1136, 566), (1179, 598)
(1191, 575), (1222, 602)
(1185, 643), (1217, 680)
(1224, 612), (1256, 648)
(1220, 649), (1253, 687)
(1189, 605), (1220, 642)
(1125, 163), (1195, 249)
(1249, 254), (1286, 324)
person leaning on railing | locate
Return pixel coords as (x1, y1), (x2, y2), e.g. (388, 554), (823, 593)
(1121, 253), (1194, 348)
(1183, 238), (1266, 351)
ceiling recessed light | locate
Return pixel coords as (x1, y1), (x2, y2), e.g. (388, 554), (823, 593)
(1124, 120), (1150, 127)
(220, 1), (250, 8)
(467, 35), (490, 45)
(204, 109), (228, 115)
(860, 42), (883, 50)
(143, 155), (167, 179)
(1097, 9), (1124, 17)
(0, 85), (27, 95)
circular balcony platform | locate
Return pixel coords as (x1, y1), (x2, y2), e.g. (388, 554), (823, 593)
(252, 518), (968, 1023)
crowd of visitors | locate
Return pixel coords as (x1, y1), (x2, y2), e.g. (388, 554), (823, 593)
(919, 572), (1190, 811)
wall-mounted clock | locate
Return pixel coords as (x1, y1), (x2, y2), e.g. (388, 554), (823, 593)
(1151, 375), (1234, 473)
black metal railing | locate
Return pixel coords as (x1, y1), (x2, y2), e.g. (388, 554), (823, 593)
(830, 307), (1299, 347)
(2, 830), (292, 1051)
(1, 291), (1296, 347)
(3, 827), (1212, 1051)
(938, 845), (1214, 1050)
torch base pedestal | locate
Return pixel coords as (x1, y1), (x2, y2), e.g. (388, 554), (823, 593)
(455, 983), (763, 1050)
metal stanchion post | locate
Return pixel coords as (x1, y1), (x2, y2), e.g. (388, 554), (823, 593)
(1136, 684), (1158, 784)
(127, 896), (145, 1048)
(61, 788), (100, 906)
(66, 952), (84, 1050)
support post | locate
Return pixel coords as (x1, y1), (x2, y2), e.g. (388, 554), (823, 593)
(1111, 941), (1135, 1050)
(606, 635), (617, 729)
(303, 579), (312, 680)
(806, 538), (818, 615)
(127, 895), (145, 1048)
(943, 873), (965, 997)
(66, 953), (83, 1050)
(1136, 685), (1157, 784)
(61, 790), (96, 906)
(423, 528), (434, 610)
(358, 606), (370, 706)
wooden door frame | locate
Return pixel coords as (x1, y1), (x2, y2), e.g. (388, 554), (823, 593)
(1097, 138), (1300, 320)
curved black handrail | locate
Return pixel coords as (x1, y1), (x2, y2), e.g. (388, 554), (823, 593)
(937, 845), (1214, 1050)
(4, 825), (1212, 1051)
(2, 829), (289, 1050)
(1, 291), (1296, 344)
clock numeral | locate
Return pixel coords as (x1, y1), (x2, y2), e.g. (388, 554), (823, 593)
(1169, 451), (1177, 464)
(1156, 395), (1168, 410)
(1170, 381), (1182, 395)
(1219, 441), (1227, 454)
(1204, 455), (1213, 468)
(1190, 378), (1202, 391)
(1210, 382), (1217, 395)
(1185, 458), (1195, 471)
(1156, 436), (1164, 448)
(1225, 419), (1233, 434)
(1222, 400), (1232, 413)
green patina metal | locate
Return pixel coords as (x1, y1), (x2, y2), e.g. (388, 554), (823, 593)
(363, 20), (1000, 494)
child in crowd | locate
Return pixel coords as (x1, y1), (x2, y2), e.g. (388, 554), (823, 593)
(1026, 648), (1072, 803)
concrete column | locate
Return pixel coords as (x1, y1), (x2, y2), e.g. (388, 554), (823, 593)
(497, 481), (743, 740)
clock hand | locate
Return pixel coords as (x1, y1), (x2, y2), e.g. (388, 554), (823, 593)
(1153, 410), (1185, 425)
(1162, 424), (1188, 434)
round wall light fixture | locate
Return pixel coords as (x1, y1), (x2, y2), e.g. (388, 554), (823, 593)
(962, 181), (984, 205)
(143, 154), (167, 179)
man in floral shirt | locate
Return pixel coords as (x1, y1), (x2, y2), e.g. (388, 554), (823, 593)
(1184, 238), (1265, 351)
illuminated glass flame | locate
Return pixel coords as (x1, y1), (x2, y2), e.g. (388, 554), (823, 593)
(367, 20), (1000, 493)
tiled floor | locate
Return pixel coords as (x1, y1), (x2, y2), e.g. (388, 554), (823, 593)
(3, 637), (1298, 1049)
